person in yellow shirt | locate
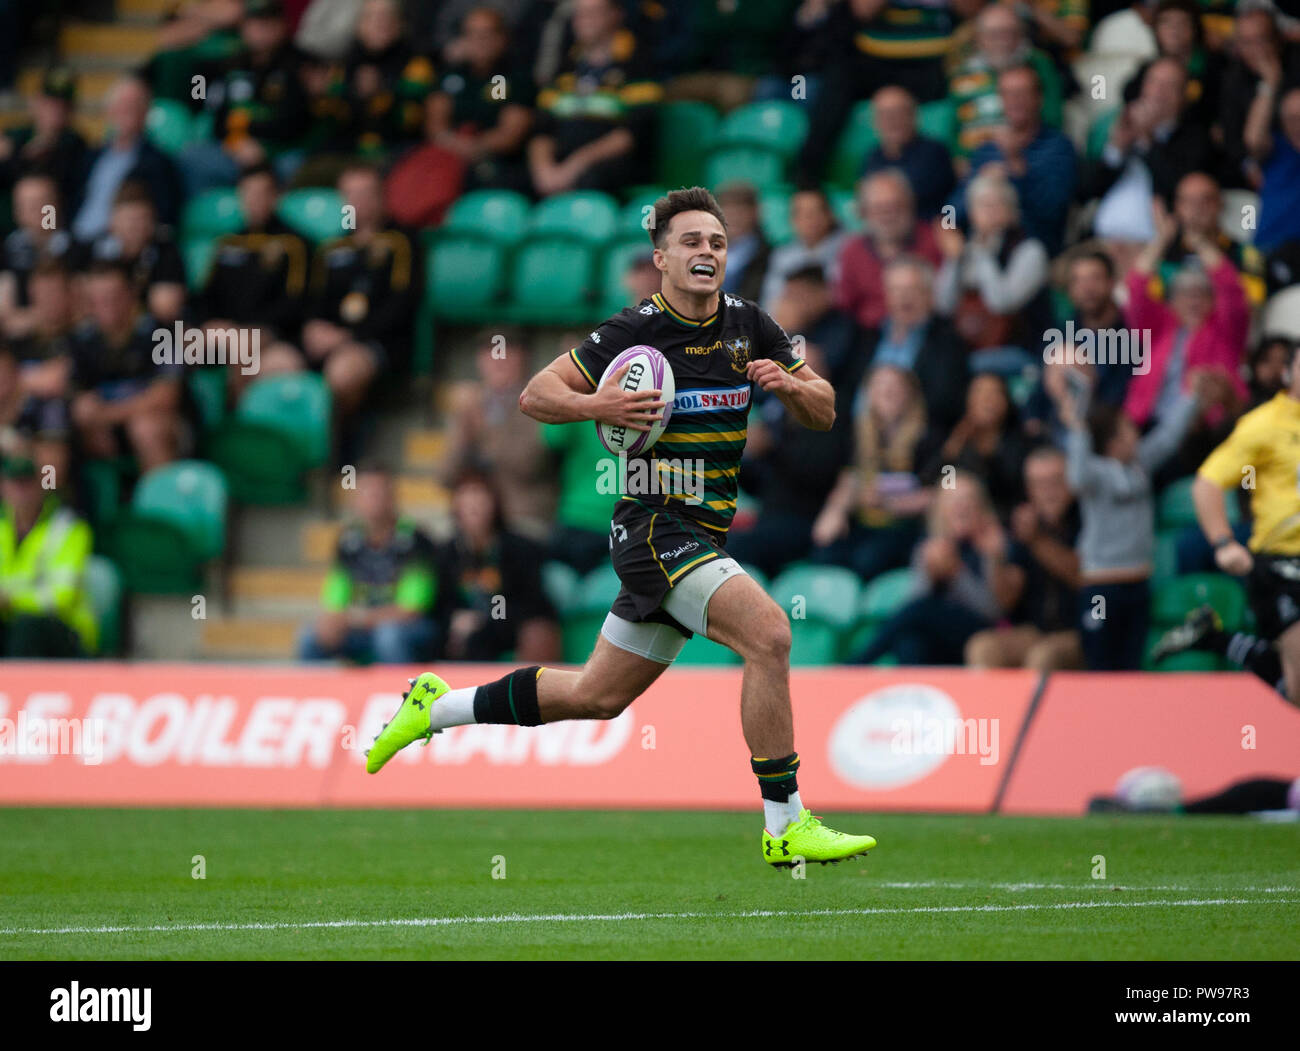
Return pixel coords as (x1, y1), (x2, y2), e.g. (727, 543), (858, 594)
(0, 455), (96, 657)
(1153, 345), (1300, 704)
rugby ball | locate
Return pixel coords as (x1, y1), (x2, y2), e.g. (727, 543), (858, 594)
(595, 345), (675, 456)
(1114, 766), (1183, 812)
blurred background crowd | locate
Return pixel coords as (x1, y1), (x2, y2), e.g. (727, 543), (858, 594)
(0, 0), (1298, 673)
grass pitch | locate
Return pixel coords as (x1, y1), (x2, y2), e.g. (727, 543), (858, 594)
(0, 808), (1296, 960)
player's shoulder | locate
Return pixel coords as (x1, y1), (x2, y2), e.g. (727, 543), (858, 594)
(1237, 393), (1294, 431)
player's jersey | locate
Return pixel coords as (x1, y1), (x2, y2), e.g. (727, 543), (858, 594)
(569, 290), (805, 533)
(1198, 391), (1300, 554)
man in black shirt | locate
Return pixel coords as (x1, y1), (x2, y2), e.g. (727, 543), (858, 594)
(367, 187), (879, 868)
(0, 173), (75, 339)
(0, 69), (88, 218)
(69, 261), (185, 473)
(302, 163), (417, 414)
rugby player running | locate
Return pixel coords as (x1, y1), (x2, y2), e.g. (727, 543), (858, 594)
(365, 187), (878, 866)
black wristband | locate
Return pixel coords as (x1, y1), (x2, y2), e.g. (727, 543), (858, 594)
(1212, 536), (1234, 550)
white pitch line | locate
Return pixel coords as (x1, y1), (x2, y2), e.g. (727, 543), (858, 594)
(879, 881), (1300, 892)
(1, 897), (1296, 938)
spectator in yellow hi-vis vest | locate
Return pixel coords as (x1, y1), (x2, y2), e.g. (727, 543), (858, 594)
(0, 455), (96, 657)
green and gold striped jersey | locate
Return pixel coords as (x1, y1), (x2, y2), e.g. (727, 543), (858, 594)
(569, 290), (806, 534)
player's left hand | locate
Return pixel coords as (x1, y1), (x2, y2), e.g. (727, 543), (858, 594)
(747, 358), (795, 394)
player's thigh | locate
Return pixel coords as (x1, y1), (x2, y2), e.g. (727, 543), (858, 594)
(704, 572), (790, 662)
(556, 630), (672, 717)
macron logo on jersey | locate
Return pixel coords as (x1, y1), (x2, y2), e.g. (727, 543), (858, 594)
(673, 385), (751, 414)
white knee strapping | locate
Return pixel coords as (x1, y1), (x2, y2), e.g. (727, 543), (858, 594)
(660, 556), (747, 637)
(600, 612), (687, 664)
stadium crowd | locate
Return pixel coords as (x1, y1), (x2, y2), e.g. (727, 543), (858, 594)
(1, 0), (1298, 677)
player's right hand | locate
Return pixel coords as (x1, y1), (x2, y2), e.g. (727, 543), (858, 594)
(1214, 541), (1254, 576)
(590, 362), (666, 433)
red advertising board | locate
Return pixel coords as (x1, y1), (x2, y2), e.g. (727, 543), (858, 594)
(0, 664), (1038, 811)
(1000, 672), (1300, 815)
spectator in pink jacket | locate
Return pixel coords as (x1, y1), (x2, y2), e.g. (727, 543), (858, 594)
(835, 169), (943, 330)
(1123, 204), (1249, 431)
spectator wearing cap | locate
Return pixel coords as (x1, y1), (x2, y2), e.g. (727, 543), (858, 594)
(0, 454), (97, 658)
(0, 69), (89, 216)
(178, 0), (311, 196)
(860, 86), (955, 221)
(72, 76), (181, 242)
(953, 64), (1077, 255)
(1, 173), (76, 340)
(298, 461), (444, 664)
(426, 7), (535, 194)
(527, 0), (663, 197)
(716, 182), (771, 303)
(834, 169), (942, 331)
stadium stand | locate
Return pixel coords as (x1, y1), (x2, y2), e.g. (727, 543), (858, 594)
(0, 0), (1297, 682)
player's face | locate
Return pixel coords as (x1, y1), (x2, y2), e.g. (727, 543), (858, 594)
(1025, 456), (1070, 521)
(238, 173), (277, 229)
(656, 210), (727, 298)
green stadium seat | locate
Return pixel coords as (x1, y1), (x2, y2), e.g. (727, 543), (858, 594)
(826, 186), (861, 233)
(80, 457), (128, 536)
(860, 567), (917, 621)
(542, 561), (581, 615)
(704, 145), (788, 193)
(1158, 476), (1240, 530)
(562, 565), (623, 663)
(181, 188), (243, 240)
(675, 634), (742, 665)
(146, 99), (196, 156)
(657, 101), (721, 188)
(507, 237), (597, 324)
(527, 191), (619, 243)
(210, 373), (332, 505)
(1151, 573), (1248, 633)
(771, 563), (862, 665)
(714, 100), (809, 160)
(425, 232), (508, 321)
(181, 236), (218, 291)
(1152, 529), (1179, 585)
(187, 366), (227, 437)
(83, 554), (123, 657)
(759, 189), (793, 246)
(619, 190), (664, 238)
(238, 372), (332, 469)
(599, 236), (653, 315)
(440, 189), (532, 244)
(107, 460), (228, 593)
(277, 188), (345, 243)
(917, 98), (957, 148)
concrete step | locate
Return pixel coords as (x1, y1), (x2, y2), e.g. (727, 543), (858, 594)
(232, 504), (322, 567)
(301, 520), (342, 564)
(17, 68), (119, 108)
(131, 595), (205, 660)
(200, 616), (300, 660)
(330, 474), (451, 516)
(229, 565), (326, 603)
(60, 22), (159, 62)
(402, 429), (446, 470)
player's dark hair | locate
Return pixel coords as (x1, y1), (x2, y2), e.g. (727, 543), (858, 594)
(112, 178), (155, 211)
(450, 469), (507, 533)
(86, 259), (133, 283)
(1155, 0), (1204, 47)
(998, 62), (1042, 94)
(785, 263), (827, 286)
(29, 257), (70, 281)
(650, 186), (728, 249)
